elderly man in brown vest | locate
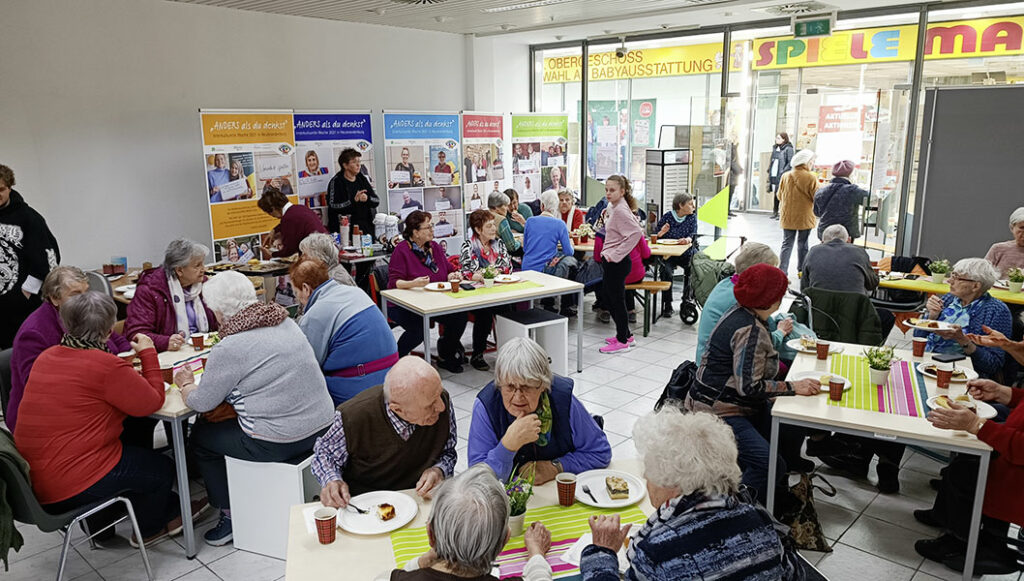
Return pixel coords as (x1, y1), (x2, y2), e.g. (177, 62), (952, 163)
(310, 356), (456, 508)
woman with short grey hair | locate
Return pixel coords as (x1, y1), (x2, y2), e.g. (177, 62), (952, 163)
(984, 206), (1024, 277)
(580, 407), (802, 579)
(468, 337), (610, 485)
(487, 190), (522, 256)
(917, 257), (1012, 378)
(386, 465), (554, 581)
(299, 232), (355, 287)
(126, 238), (217, 352)
(180, 270), (335, 546)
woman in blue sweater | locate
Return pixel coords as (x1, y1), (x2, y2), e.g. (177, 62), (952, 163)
(523, 190), (578, 316)
(291, 257), (399, 405)
(655, 193), (699, 314)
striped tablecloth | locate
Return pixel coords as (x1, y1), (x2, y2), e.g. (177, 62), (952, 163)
(391, 503), (647, 578)
(827, 355), (931, 417)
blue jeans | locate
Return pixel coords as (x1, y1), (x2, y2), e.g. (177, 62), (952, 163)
(724, 407), (788, 506)
(44, 446), (179, 538)
(779, 229), (810, 273)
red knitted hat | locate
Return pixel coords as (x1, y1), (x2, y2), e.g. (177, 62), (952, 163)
(733, 263), (789, 309)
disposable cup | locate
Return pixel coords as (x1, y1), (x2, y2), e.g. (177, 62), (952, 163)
(314, 507), (337, 545)
(912, 337), (927, 357)
(190, 333), (204, 351)
(450, 281), (459, 293)
(815, 340), (830, 361)
(829, 379), (844, 401)
(555, 472), (577, 507)
(935, 361), (953, 389)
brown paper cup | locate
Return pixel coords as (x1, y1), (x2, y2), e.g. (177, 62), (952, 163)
(912, 337), (927, 357)
(190, 333), (205, 351)
(829, 380), (844, 401)
(314, 507), (337, 545)
(555, 472), (577, 507)
(815, 340), (830, 361)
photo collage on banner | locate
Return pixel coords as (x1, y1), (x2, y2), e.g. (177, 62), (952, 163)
(510, 114), (568, 204)
(383, 112), (463, 256)
(461, 113), (505, 213)
(293, 111), (375, 230)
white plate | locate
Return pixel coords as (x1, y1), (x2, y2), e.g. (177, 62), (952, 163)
(926, 395), (997, 419)
(905, 318), (956, 332)
(424, 282), (451, 292)
(338, 491), (418, 535)
(916, 362), (978, 382)
(494, 274), (521, 283)
(574, 469), (646, 509)
(785, 338), (844, 356)
(790, 370), (852, 392)
(993, 280), (1009, 290)
(655, 238), (680, 245)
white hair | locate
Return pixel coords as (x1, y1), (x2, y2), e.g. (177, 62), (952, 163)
(494, 337), (553, 392)
(539, 190), (560, 213)
(633, 408), (741, 497)
(60, 291), (116, 344)
(1010, 207), (1024, 228)
(299, 233), (341, 267)
(41, 265), (87, 302)
(952, 257), (999, 292)
(163, 238), (209, 272)
(427, 465), (509, 576)
(821, 224), (850, 243)
(733, 242), (779, 274)
(202, 271), (257, 319)
(487, 191), (510, 210)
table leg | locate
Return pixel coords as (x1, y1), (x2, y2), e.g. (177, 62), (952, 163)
(962, 451), (991, 581)
(766, 416), (780, 514)
(577, 289), (584, 372)
(171, 418), (196, 559)
(422, 315), (432, 364)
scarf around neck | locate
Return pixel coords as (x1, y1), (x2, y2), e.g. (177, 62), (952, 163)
(218, 302), (289, 337)
(167, 270), (210, 336)
(61, 333), (109, 352)
(410, 241), (438, 273)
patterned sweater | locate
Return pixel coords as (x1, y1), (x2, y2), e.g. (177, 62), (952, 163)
(914, 292), (1012, 378)
(580, 492), (801, 580)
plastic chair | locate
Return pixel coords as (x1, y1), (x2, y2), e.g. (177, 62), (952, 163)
(0, 437), (153, 581)
(84, 271), (113, 297)
(0, 348), (11, 420)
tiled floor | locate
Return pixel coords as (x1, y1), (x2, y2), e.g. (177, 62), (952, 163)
(4, 214), (1017, 580)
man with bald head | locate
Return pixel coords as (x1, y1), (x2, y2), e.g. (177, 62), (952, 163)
(311, 356), (456, 507)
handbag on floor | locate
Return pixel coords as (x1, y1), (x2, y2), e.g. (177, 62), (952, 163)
(654, 360), (698, 411)
(777, 471), (836, 553)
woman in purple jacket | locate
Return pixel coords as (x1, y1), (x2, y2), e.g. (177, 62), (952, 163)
(125, 239), (218, 352)
(387, 210), (468, 373)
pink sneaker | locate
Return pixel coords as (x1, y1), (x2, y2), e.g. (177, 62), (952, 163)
(604, 336), (636, 345)
(600, 338), (634, 353)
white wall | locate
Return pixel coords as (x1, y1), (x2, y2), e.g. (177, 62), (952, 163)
(0, 0), (468, 267)
(470, 37), (530, 113)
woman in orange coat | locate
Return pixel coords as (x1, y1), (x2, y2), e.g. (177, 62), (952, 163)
(776, 149), (818, 273)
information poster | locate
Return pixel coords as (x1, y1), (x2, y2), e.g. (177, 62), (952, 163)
(383, 112), (463, 256)
(462, 113), (505, 212)
(293, 111), (375, 228)
(201, 110), (296, 263)
(511, 114), (568, 203)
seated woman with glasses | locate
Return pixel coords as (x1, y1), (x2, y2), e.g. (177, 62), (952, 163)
(914, 258), (1012, 378)
(467, 337), (611, 485)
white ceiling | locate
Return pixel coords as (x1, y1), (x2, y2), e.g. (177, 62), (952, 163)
(166, 0), (930, 43)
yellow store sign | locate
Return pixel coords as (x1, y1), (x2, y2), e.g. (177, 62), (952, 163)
(541, 16), (1024, 81)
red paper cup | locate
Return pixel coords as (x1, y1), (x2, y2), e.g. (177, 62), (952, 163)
(935, 366), (953, 389)
(314, 507), (337, 545)
(650, 234), (659, 244)
(829, 379), (844, 401)
(555, 473), (577, 507)
(815, 340), (830, 361)
(450, 281), (459, 293)
(912, 337), (927, 357)
(190, 333), (205, 351)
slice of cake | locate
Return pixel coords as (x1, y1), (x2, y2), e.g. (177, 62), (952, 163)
(377, 503), (396, 521)
(605, 476), (629, 500)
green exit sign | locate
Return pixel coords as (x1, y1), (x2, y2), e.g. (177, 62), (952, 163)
(793, 14), (835, 38)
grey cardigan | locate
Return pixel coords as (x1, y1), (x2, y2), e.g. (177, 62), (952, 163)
(186, 319), (335, 442)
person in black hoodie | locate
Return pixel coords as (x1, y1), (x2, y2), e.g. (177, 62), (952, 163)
(768, 133), (795, 219)
(0, 165), (60, 348)
(326, 148), (379, 236)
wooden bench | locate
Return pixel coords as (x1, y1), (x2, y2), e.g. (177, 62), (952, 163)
(625, 280), (673, 337)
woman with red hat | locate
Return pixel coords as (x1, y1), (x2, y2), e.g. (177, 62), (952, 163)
(684, 263), (821, 505)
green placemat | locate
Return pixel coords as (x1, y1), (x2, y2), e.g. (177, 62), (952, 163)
(827, 354), (929, 416)
(391, 503), (647, 568)
(448, 280), (542, 298)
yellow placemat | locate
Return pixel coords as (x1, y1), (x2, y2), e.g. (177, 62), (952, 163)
(447, 280), (542, 298)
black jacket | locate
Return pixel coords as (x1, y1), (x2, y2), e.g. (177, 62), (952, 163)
(326, 172), (379, 235)
(0, 190), (59, 301)
(813, 177), (869, 240)
(769, 143), (795, 184)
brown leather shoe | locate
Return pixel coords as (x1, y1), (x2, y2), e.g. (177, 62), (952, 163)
(167, 498), (211, 537)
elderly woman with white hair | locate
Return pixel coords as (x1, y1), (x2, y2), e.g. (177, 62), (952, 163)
(580, 408), (802, 580)
(468, 338), (610, 485)
(179, 270), (335, 546)
(385, 465), (554, 581)
(126, 238), (217, 352)
(915, 258), (1013, 378)
(985, 207), (1024, 278)
(487, 190), (523, 256)
(299, 232), (355, 287)
(522, 190), (578, 316)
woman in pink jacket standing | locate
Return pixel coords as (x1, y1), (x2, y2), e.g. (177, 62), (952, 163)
(599, 175), (644, 353)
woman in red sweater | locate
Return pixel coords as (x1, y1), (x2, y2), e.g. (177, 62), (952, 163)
(14, 292), (194, 546)
(914, 377), (1024, 575)
(258, 185), (328, 258)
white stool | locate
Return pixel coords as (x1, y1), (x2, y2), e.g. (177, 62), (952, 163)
(225, 454), (320, 559)
(495, 309), (568, 376)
